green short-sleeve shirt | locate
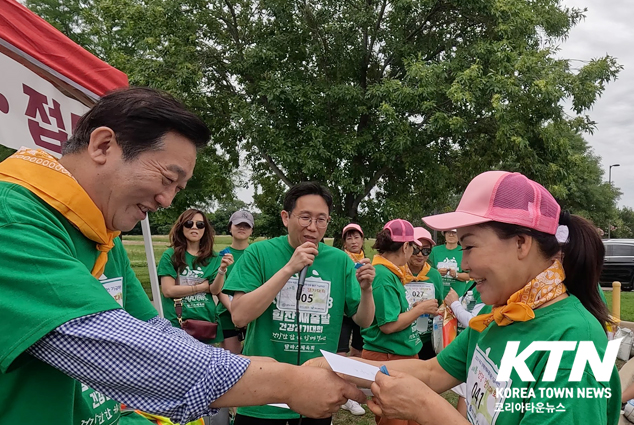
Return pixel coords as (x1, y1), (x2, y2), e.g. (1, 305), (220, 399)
(437, 295), (620, 425)
(157, 248), (223, 343)
(216, 246), (247, 332)
(428, 244), (465, 297)
(223, 236), (361, 419)
(361, 264), (422, 356)
(407, 267), (444, 343)
(0, 182), (157, 425)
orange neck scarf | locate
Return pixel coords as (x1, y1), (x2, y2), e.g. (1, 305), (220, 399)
(410, 262), (431, 282)
(372, 254), (414, 284)
(345, 249), (365, 263)
(0, 148), (119, 278)
(469, 260), (566, 332)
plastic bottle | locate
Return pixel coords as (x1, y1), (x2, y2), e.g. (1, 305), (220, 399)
(432, 315), (444, 354)
(415, 291), (434, 333)
(416, 314), (429, 333)
(462, 290), (477, 312)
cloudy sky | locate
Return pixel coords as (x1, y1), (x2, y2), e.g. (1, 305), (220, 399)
(559, 0), (634, 208)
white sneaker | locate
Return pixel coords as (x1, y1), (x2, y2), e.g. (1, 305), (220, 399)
(341, 399), (366, 416)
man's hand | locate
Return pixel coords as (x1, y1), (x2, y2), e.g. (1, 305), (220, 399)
(355, 258), (375, 291)
(287, 367), (366, 418)
(444, 289), (459, 306)
(283, 242), (319, 275)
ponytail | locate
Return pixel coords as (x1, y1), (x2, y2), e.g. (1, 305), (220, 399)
(482, 214), (612, 330)
(560, 213), (612, 330)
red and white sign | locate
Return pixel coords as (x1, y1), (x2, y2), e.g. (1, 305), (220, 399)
(0, 54), (89, 157)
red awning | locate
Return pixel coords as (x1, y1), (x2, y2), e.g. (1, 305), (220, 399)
(0, 0), (128, 101)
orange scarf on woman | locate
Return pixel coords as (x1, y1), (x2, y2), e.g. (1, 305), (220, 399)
(345, 249), (365, 263)
(410, 262), (431, 282)
(469, 260), (566, 332)
(0, 148), (119, 278)
(372, 255), (414, 284)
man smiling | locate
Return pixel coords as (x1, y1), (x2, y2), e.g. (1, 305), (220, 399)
(225, 182), (376, 425)
(0, 88), (366, 425)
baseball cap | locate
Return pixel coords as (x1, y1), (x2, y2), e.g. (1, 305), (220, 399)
(423, 171), (560, 235)
(414, 227), (436, 246)
(229, 210), (254, 228)
(384, 219), (422, 246)
(342, 223), (364, 238)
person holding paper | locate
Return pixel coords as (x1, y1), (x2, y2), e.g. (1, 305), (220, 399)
(0, 88), (366, 425)
(318, 171), (621, 425)
(224, 181), (376, 425)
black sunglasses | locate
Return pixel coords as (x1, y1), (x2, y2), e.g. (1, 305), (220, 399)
(413, 247), (432, 256)
(184, 220), (205, 230)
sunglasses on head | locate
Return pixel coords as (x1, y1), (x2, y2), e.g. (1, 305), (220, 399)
(413, 247), (432, 256)
(183, 220), (205, 230)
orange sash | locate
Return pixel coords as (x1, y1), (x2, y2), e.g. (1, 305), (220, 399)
(0, 148), (119, 278)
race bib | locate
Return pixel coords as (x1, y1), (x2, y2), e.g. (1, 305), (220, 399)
(404, 282), (434, 309)
(466, 345), (511, 425)
(101, 277), (123, 307)
(276, 275), (331, 314)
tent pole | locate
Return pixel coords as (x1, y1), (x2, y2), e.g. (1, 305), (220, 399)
(141, 216), (163, 317)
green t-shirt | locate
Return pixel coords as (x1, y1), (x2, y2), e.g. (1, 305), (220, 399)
(0, 182), (157, 425)
(437, 295), (620, 425)
(428, 244), (465, 297)
(361, 264), (422, 356)
(216, 246), (247, 332)
(407, 267), (444, 343)
(157, 248), (224, 343)
(223, 236), (361, 419)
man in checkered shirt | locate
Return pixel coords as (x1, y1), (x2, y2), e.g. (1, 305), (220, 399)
(0, 87), (365, 425)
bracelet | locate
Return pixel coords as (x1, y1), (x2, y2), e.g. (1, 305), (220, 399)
(191, 285), (195, 294)
(218, 268), (227, 275)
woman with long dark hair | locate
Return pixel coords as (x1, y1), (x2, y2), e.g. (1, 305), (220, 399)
(157, 208), (233, 344)
(309, 171), (621, 425)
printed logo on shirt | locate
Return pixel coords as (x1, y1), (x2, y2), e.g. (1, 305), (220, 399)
(100, 276), (124, 307)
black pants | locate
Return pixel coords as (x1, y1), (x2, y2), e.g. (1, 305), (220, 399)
(234, 414), (332, 425)
(418, 341), (437, 360)
(337, 315), (363, 352)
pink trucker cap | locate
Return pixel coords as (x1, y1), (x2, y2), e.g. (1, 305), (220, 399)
(384, 219), (422, 246)
(342, 223), (364, 238)
(422, 171), (560, 235)
(414, 227), (436, 246)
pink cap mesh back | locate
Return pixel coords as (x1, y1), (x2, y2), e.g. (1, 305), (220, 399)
(488, 173), (559, 234)
(384, 219), (421, 245)
(425, 171), (560, 234)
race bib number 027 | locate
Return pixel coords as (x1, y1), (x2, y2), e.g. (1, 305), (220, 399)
(276, 276), (331, 314)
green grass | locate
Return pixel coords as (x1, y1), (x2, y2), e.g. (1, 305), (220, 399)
(603, 289), (634, 322)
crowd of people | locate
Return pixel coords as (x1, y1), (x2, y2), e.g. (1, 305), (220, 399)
(0, 86), (622, 425)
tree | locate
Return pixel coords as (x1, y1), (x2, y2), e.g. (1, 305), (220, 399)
(28, 0), (622, 238)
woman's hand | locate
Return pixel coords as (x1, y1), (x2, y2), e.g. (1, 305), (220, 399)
(437, 267), (448, 276)
(220, 253), (234, 270)
(448, 268), (457, 278)
(445, 289), (459, 306)
(413, 299), (438, 315)
(368, 369), (466, 424)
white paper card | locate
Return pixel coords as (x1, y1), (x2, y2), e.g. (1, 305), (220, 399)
(320, 349), (380, 382)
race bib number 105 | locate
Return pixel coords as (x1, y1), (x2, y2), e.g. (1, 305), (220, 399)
(276, 276), (331, 314)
